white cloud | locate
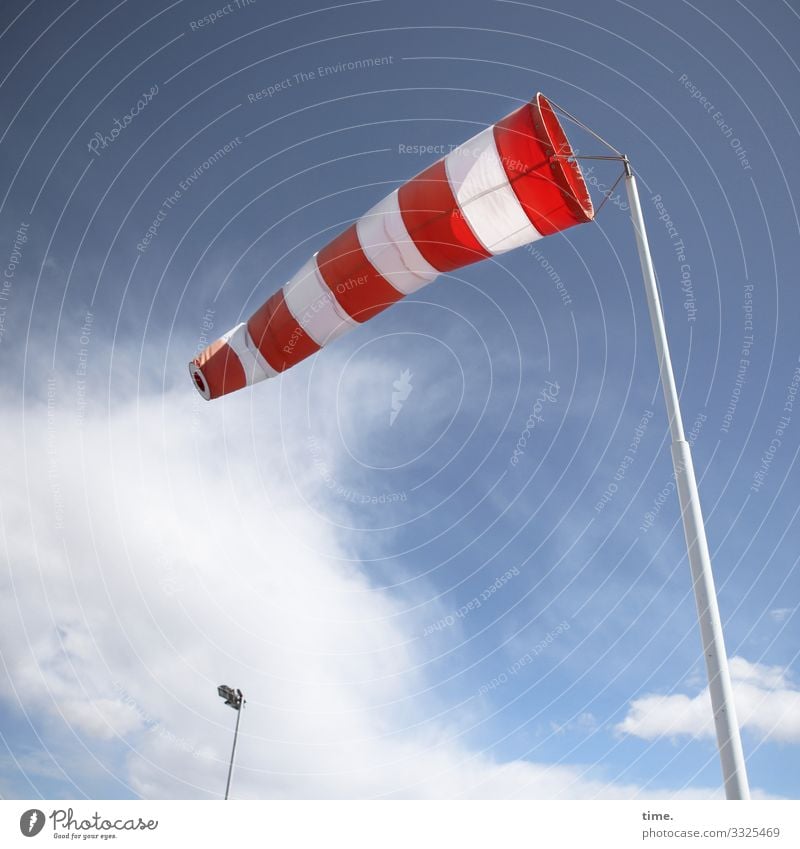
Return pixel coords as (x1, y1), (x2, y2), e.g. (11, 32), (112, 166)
(0, 346), (754, 800)
(549, 712), (598, 736)
(769, 608), (794, 624)
(616, 657), (800, 744)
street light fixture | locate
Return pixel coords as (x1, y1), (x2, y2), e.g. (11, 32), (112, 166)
(216, 684), (245, 800)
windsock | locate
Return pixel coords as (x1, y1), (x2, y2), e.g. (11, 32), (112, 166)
(189, 93), (593, 400)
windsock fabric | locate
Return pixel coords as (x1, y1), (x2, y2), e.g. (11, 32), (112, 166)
(189, 93), (593, 400)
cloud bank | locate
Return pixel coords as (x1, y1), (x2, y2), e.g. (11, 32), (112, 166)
(616, 657), (800, 744)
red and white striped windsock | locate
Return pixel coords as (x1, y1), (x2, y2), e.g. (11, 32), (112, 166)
(189, 93), (593, 400)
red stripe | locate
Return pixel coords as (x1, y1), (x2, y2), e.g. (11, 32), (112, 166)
(397, 159), (490, 272)
(535, 94), (593, 226)
(247, 289), (320, 372)
(316, 224), (404, 323)
(192, 340), (246, 399)
(493, 102), (588, 236)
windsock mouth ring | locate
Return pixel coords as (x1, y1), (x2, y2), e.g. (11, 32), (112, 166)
(535, 93), (594, 224)
(189, 362), (212, 400)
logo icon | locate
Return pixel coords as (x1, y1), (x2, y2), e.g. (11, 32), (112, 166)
(19, 809), (45, 837)
(390, 369), (413, 426)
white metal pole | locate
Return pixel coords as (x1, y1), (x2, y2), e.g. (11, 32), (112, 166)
(224, 693), (244, 800)
(624, 164), (750, 800)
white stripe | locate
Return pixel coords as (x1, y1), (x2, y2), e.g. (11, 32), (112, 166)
(445, 127), (542, 254)
(222, 322), (276, 386)
(282, 255), (357, 347)
(356, 190), (439, 295)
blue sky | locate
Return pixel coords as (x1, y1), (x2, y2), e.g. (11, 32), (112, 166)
(0, 0), (798, 799)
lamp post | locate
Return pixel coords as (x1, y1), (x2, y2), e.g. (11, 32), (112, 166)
(217, 684), (245, 800)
